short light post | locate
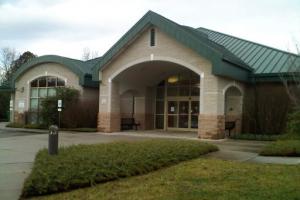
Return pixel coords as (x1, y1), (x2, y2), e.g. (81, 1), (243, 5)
(48, 125), (59, 155)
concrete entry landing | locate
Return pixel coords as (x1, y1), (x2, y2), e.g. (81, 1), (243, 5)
(112, 130), (198, 139)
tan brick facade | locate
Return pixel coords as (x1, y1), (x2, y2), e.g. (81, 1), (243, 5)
(97, 27), (245, 139)
(198, 114), (225, 139)
(97, 112), (120, 132)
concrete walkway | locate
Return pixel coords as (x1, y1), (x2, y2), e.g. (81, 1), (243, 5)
(107, 131), (300, 165)
(0, 123), (299, 200)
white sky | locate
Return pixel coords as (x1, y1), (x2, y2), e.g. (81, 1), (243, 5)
(0, 0), (300, 59)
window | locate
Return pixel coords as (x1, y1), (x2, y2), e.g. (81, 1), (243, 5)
(150, 28), (155, 46)
(29, 76), (65, 123)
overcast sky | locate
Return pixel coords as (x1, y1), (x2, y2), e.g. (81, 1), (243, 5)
(1, 0), (300, 59)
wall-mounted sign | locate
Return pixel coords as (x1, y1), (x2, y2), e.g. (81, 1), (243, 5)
(18, 100), (25, 109)
(58, 100), (62, 108)
(170, 107), (175, 112)
(101, 98), (106, 105)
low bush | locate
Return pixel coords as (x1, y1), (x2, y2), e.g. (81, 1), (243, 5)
(230, 133), (279, 141)
(22, 139), (218, 197)
(260, 140), (300, 156)
(24, 124), (47, 129)
(60, 128), (97, 132)
(6, 122), (24, 128)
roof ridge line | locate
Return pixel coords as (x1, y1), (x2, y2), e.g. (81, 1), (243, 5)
(198, 27), (300, 57)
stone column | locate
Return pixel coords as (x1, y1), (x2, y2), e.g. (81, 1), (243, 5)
(97, 81), (120, 132)
(197, 73), (225, 139)
(198, 114), (225, 139)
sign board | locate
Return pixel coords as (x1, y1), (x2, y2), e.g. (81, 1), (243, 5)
(18, 100), (25, 109)
(9, 100), (13, 111)
(58, 108), (62, 112)
(170, 106), (175, 112)
(58, 100), (62, 108)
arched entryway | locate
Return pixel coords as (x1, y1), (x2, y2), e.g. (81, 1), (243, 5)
(109, 60), (202, 132)
(224, 86), (243, 136)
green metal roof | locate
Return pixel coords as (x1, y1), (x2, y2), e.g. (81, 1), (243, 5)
(0, 80), (14, 92)
(7, 55), (100, 91)
(197, 27), (300, 77)
(92, 11), (252, 82)
(6, 10), (299, 89)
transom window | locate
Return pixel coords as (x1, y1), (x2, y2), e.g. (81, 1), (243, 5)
(29, 76), (65, 123)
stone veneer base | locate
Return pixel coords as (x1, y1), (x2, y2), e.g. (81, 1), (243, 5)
(198, 114), (225, 139)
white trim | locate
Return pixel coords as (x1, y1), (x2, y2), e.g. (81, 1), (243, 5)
(223, 82), (244, 115)
(107, 56), (206, 122)
(199, 72), (204, 113)
(222, 81), (244, 96)
(108, 56), (204, 81)
(27, 73), (68, 84)
(108, 81), (112, 113)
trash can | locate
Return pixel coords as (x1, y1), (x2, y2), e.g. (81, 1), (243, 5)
(49, 125), (59, 155)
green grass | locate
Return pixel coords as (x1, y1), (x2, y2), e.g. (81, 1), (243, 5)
(22, 139), (217, 198)
(260, 140), (300, 156)
(230, 133), (279, 141)
(28, 158), (300, 200)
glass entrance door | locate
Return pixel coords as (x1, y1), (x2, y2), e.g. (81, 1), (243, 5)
(167, 100), (199, 130)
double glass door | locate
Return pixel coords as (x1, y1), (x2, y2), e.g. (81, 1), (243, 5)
(167, 100), (199, 130)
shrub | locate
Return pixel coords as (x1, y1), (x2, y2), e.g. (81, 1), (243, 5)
(24, 124), (46, 129)
(6, 122), (24, 128)
(60, 128), (97, 132)
(21, 139), (218, 197)
(40, 87), (79, 127)
(230, 133), (279, 141)
(260, 140), (300, 156)
(285, 107), (300, 137)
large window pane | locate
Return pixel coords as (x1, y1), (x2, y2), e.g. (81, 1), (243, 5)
(31, 80), (38, 87)
(47, 77), (56, 87)
(168, 115), (177, 128)
(191, 86), (200, 96)
(48, 88), (56, 97)
(38, 77), (47, 87)
(191, 115), (198, 128)
(156, 101), (164, 114)
(179, 86), (190, 96)
(179, 101), (189, 114)
(30, 99), (38, 111)
(168, 101), (177, 114)
(155, 115), (164, 129)
(156, 87), (164, 99)
(179, 115), (188, 128)
(39, 88), (47, 98)
(167, 87), (178, 96)
(31, 88), (38, 98)
(191, 101), (199, 114)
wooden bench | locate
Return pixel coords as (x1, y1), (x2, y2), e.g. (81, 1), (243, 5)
(121, 118), (140, 130)
(225, 121), (236, 137)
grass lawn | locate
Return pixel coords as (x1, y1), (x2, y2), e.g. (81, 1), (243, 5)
(28, 158), (300, 200)
(22, 139), (217, 197)
(260, 140), (300, 156)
